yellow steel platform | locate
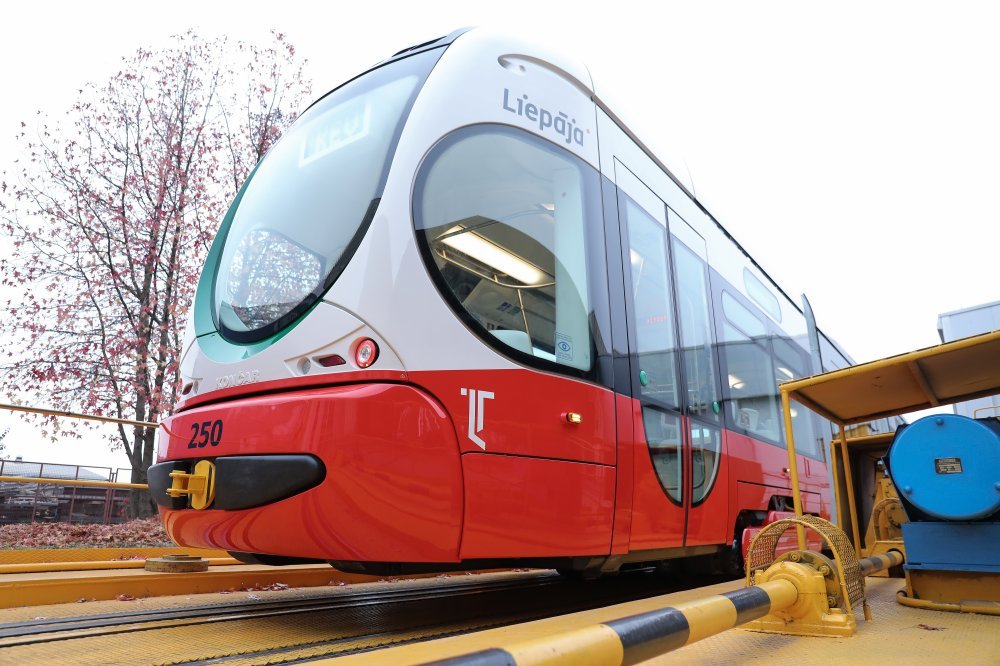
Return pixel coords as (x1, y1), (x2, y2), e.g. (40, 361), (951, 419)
(330, 577), (999, 665)
(0, 570), (550, 664)
(0, 568), (995, 664)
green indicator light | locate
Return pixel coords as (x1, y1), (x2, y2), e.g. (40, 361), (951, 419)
(639, 370), (649, 387)
(712, 401), (721, 414)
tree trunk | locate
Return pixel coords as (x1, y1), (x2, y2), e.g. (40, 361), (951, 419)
(128, 436), (156, 519)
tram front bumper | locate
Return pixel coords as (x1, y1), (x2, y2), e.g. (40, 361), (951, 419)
(148, 454), (325, 511)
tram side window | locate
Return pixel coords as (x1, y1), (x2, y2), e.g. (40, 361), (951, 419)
(691, 422), (722, 504)
(642, 406), (682, 503)
(720, 291), (782, 444)
(415, 126), (601, 373)
(671, 235), (720, 423)
(625, 198), (679, 410)
(773, 337), (822, 460)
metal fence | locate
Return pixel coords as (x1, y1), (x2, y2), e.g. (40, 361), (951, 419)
(0, 459), (135, 525)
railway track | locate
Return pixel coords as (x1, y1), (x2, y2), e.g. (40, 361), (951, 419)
(0, 569), (727, 665)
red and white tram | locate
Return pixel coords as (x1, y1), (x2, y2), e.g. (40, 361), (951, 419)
(151, 28), (852, 575)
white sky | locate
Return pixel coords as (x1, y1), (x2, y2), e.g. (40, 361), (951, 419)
(1, 1), (997, 468)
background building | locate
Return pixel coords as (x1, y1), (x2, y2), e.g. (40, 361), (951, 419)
(938, 300), (1000, 418)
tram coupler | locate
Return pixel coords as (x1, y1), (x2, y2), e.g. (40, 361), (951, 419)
(165, 460), (216, 510)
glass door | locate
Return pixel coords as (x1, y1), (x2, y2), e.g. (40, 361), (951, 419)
(668, 211), (727, 546)
(615, 161), (685, 549)
(616, 160), (727, 549)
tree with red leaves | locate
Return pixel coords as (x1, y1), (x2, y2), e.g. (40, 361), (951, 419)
(0, 31), (311, 516)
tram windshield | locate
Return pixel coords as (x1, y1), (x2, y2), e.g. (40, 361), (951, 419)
(212, 48), (442, 342)
(414, 125), (603, 376)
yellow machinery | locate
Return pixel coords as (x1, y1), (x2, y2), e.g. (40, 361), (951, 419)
(777, 329), (1000, 613)
(861, 476), (906, 576)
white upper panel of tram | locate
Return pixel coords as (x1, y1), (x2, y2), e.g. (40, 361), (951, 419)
(179, 27), (811, 401)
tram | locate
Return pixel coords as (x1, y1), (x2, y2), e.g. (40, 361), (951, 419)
(150, 28), (857, 575)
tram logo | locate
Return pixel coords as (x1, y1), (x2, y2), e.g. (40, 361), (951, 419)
(216, 369), (260, 390)
(460, 387), (495, 450)
(502, 89), (584, 147)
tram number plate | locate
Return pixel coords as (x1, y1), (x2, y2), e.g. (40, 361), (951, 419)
(934, 457), (962, 474)
(187, 420), (224, 449)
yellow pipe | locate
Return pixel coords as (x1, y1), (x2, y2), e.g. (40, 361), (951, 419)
(0, 557), (241, 574)
(837, 427), (863, 557)
(896, 591), (1000, 616)
(780, 389), (806, 550)
(0, 402), (157, 428)
(0, 476), (148, 490)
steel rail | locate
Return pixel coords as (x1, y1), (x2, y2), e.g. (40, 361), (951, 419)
(0, 573), (565, 644)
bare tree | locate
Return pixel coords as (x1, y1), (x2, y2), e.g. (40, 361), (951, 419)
(0, 31), (311, 516)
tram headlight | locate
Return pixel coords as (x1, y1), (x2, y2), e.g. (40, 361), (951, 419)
(156, 426), (168, 462)
(355, 338), (379, 369)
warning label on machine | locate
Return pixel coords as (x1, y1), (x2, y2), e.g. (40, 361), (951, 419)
(934, 457), (963, 474)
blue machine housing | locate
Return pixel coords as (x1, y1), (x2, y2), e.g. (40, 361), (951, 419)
(889, 414), (1000, 522)
(885, 414), (1000, 576)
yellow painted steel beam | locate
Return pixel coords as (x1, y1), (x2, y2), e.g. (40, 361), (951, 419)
(0, 564), (496, 610)
(778, 329), (1000, 425)
(780, 329), (1000, 396)
(0, 557), (239, 574)
(780, 389), (806, 550)
(906, 360), (939, 406)
(784, 389), (841, 425)
(0, 547), (228, 566)
(828, 438), (845, 533)
(0, 402), (157, 428)
(0, 475), (148, 490)
(838, 427), (863, 556)
(831, 432), (895, 451)
(0, 564), (351, 609)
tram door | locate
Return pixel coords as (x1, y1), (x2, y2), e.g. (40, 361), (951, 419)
(615, 161), (728, 549)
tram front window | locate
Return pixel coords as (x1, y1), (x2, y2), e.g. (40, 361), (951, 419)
(414, 125), (602, 375)
(212, 48), (442, 343)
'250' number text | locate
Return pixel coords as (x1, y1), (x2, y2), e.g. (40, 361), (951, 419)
(187, 420), (223, 448)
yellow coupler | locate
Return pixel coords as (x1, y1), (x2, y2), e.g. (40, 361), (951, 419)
(166, 460), (216, 510)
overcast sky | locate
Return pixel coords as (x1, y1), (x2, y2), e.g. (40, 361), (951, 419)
(1, 1), (997, 468)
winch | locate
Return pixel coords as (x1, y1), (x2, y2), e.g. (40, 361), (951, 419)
(884, 413), (1000, 608)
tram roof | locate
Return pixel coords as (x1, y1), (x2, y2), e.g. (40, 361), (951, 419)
(779, 329), (1000, 425)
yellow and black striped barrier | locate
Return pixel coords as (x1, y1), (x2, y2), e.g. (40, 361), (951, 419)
(858, 550), (904, 577)
(424, 581), (795, 666)
(424, 550), (904, 666)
